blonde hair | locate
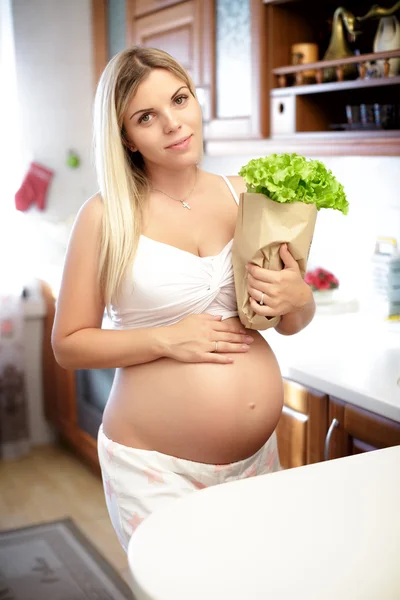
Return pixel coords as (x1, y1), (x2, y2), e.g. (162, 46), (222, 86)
(93, 47), (196, 312)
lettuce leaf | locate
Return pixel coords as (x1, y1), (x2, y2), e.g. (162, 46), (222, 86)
(238, 153), (349, 215)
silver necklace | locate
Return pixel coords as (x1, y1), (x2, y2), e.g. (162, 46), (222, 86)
(151, 170), (197, 210)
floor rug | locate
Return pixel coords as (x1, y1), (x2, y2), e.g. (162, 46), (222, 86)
(0, 518), (133, 599)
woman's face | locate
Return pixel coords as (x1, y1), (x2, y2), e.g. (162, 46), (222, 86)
(122, 68), (203, 170)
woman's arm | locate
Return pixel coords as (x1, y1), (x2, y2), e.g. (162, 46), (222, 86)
(51, 195), (166, 369)
(53, 327), (168, 370)
(274, 288), (315, 336)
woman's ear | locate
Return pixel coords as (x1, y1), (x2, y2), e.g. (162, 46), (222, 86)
(121, 131), (137, 153)
(123, 141), (137, 153)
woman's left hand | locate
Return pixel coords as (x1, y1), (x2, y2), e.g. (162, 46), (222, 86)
(246, 244), (312, 318)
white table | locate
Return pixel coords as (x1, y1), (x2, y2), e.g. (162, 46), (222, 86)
(128, 446), (400, 600)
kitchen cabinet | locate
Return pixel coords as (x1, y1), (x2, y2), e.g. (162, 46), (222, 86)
(41, 282), (100, 473)
(92, 0), (400, 155)
(200, 0), (268, 140)
(276, 379), (328, 469)
(41, 282), (77, 446)
(263, 0), (400, 155)
(92, 0), (129, 87)
(208, 0), (400, 155)
(278, 378), (400, 469)
(92, 0), (268, 138)
(129, 1), (201, 85)
(133, 0), (185, 18)
(129, 0), (267, 138)
(326, 397), (400, 460)
(129, 0), (267, 137)
(91, 0), (200, 88)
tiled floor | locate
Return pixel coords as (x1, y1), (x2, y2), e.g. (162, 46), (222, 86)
(0, 443), (131, 587)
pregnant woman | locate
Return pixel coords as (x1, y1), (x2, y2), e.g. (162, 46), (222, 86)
(52, 47), (315, 551)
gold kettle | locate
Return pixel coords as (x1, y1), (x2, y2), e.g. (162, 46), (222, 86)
(323, 6), (361, 81)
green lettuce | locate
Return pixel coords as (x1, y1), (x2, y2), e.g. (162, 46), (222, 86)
(239, 153), (349, 215)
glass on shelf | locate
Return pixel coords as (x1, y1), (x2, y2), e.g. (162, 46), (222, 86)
(344, 103), (400, 130)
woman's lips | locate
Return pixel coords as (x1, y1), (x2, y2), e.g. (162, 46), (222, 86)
(165, 135), (192, 151)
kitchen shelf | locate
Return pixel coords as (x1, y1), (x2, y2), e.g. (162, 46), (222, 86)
(272, 50), (400, 89)
(205, 130), (400, 157)
(271, 75), (400, 97)
(204, 0), (400, 156)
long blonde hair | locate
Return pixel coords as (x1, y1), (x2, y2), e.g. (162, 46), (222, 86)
(93, 47), (196, 312)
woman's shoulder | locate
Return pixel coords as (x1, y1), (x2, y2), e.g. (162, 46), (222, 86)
(80, 192), (104, 218)
(225, 175), (246, 197)
(203, 171), (246, 196)
(74, 192), (104, 226)
(69, 193), (104, 241)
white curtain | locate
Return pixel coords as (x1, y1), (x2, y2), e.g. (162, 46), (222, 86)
(0, 0), (31, 459)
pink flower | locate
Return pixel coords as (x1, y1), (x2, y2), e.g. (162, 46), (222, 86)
(305, 267), (339, 291)
(304, 272), (317, 286)
(318, 279), (331, 290)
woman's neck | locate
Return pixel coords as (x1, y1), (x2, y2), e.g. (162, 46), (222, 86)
(146, 164), (199, 197)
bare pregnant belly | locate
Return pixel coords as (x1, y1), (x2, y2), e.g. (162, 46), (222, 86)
(102, 318), (284, 464)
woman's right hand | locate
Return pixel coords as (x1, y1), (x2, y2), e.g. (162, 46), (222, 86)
(160, 314), (254, 364)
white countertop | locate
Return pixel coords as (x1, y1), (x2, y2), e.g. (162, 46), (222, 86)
(260, 312), (400, 422)
(128, 445), (400, 600)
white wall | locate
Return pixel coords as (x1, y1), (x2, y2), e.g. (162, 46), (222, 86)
(202, 154), (400, 301)
(12, 0), (97, 220)
(11, 0), (97, 286)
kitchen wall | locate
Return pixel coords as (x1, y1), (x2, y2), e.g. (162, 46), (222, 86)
(11, 0), (97, 286)
(10, 0), (400, 304)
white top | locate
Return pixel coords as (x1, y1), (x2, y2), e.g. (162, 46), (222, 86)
(128, 445), (400, 600)
(110, 175), (240, 329)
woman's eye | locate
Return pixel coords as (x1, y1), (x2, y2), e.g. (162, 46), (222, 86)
(174, 95), (188, 106)
(138, 113), (152, 124)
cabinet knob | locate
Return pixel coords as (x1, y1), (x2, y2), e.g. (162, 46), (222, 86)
(324, 417), (340, 461)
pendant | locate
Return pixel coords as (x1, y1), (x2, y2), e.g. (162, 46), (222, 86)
(181, 201), (191, 210)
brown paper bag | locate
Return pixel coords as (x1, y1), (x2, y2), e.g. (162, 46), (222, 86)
(232, 193), (318, 331)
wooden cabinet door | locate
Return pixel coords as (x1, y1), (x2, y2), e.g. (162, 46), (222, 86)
(40, 281), (78, 443)
(133, 0), (185, 18)
(326, 397), (400, 460)
(276, 379), (328, 469)
(53, 366), (78, 443)
(130, 1), (201, 85)
(201, 0), (268, 140)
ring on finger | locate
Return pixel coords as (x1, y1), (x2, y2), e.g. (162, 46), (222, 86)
(259, 292), (264, 306)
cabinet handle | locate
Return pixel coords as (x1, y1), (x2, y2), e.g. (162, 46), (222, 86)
(324, 417), (339, 461)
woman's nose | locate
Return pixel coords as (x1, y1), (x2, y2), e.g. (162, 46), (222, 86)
(163, 111), (181, 134)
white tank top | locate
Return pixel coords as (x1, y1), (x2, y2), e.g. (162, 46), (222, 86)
(110, 175), (240, 330)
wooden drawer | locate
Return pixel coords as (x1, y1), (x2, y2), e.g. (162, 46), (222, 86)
(328, 397), (400, 459)
(344, 403), (400, 449)
(133, 0), (185, 17)
(283, 379), (327, 414)
(277, 379), (329, 468)
(276, 406), (307, 468)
